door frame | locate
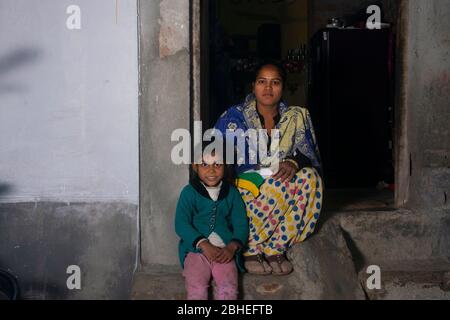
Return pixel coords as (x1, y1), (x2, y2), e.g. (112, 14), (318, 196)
(189, 0), (410, 208)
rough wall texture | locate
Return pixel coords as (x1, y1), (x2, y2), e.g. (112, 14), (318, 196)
(139, 0), (190, 267)
(0, 0), (139, 299)
(405, 0), (450, 210)
(159, 0), (189, 58)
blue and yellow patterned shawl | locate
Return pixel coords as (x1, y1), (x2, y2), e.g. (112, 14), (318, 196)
(214, 94), (322, 175)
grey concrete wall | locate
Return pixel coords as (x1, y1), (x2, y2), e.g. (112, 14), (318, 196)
(0, 202), (137, 299)
(0, 0), (139, 299)
(139, 0), (190, 267)
(405, 0), (449, 210)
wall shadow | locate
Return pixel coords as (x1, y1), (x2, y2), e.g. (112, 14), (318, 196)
(0, 48), (41, 94)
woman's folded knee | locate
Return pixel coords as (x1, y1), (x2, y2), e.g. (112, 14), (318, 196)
(298, 166), (316, 176)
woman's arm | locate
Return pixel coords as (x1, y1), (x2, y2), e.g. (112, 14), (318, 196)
(287, 151), (312, 170)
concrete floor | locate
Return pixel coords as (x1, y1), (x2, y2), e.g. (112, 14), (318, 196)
(360, 259), (450, 300)
(131, 188), (450, 300)
(131, 261), (450, 300)
(323, 188), (395, 212)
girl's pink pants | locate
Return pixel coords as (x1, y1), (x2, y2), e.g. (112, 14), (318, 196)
(183, 252), (238, 300)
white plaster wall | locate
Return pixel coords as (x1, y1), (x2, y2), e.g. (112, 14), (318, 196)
(0, 0), (139, 203)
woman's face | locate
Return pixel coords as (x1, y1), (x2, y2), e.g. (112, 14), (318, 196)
(253, 65), (283, 108)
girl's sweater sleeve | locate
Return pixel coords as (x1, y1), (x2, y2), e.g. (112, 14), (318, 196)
(175, 187), (204, 249)
(230, 187), (249, 246)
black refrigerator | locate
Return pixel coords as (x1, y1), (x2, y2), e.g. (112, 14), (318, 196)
(308, 28), (394, 188)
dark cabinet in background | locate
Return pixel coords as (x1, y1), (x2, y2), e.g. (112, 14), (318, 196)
(308, 28), (393, 188)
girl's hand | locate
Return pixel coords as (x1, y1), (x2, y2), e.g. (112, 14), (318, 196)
(199, 241), (221, 262)
(215, 242), (240, 264)
(272, 161), (298, 183)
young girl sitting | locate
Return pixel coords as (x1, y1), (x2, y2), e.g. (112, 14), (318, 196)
(175, 145), (248, 300)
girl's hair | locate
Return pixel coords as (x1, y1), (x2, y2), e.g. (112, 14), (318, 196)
(253, 60), (287, 85)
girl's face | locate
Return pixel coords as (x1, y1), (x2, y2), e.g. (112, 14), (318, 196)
(194, 153), (225, 187)
(253, 65), (283, 108)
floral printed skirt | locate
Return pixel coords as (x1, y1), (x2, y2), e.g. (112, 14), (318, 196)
(238, 167), (323, 256)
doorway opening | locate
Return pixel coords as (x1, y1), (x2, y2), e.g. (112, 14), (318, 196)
(195, 0), (400, 211)
(200, 0), (310, 128)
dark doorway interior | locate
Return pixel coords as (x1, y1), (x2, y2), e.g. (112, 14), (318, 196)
(309, 28), (394, 188)
(201, 0), (396, 207)
(203, 0), (311, 129)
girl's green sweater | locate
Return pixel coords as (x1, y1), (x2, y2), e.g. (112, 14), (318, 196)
(175, 178), (249, 271)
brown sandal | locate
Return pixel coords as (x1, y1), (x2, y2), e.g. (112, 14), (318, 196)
(244, 254), (272, 275)
(266, 254), (293, 275)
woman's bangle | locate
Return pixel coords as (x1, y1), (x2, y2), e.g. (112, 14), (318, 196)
(283, 158), (300, 170)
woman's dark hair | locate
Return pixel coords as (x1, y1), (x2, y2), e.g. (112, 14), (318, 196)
(253, 60), (287, 85)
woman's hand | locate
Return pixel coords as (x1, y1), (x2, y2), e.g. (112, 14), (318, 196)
(272, 160), (298, 183)
(198, 241), (221, 262)
(215, 242), (240, 264)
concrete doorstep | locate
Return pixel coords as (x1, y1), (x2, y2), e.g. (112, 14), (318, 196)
(131, 219), (366, 300)
(131, 209), (450, 300)
(359, 260), (450, 300)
